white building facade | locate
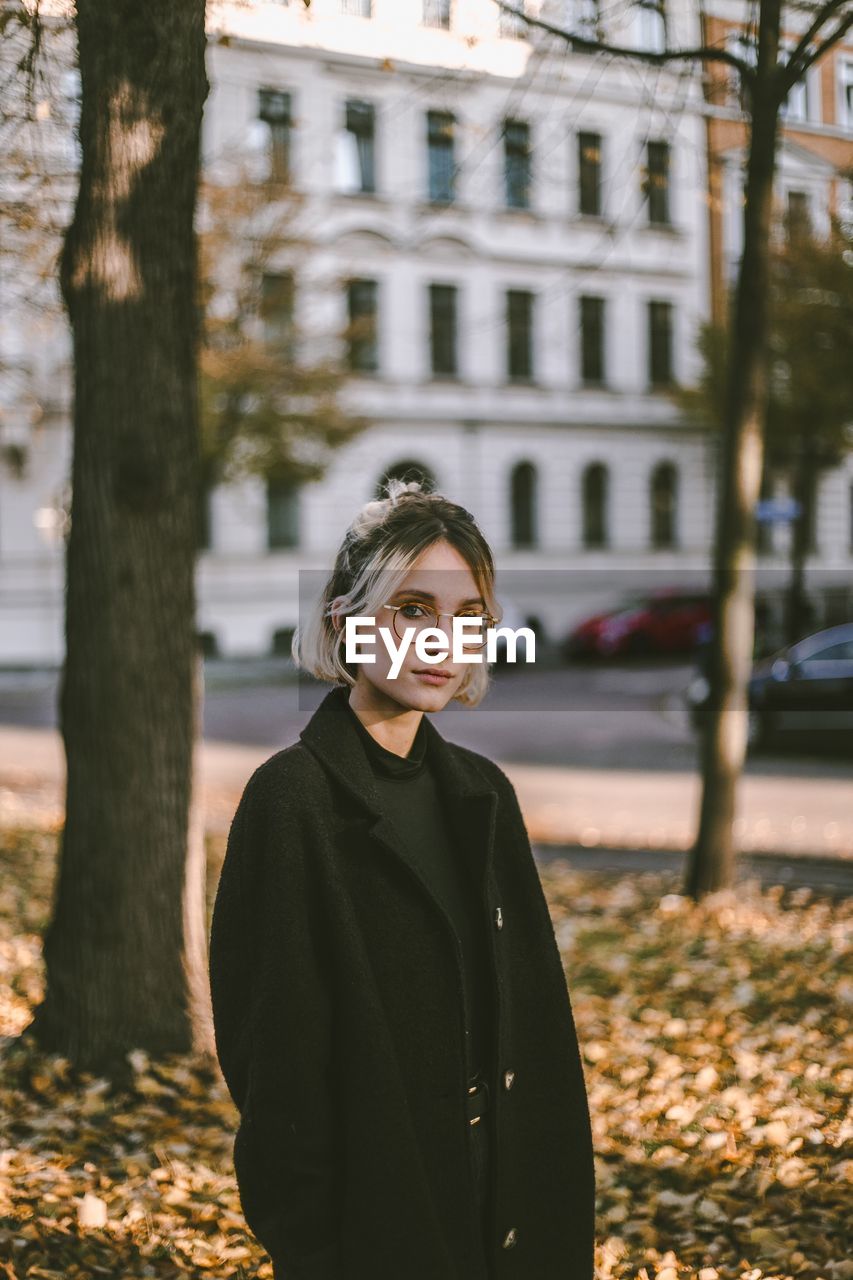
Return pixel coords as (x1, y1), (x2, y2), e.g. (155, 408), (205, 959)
(1, 0), (850, 661)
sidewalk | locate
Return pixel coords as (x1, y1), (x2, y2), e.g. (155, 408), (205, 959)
(0, 724), (850, 859)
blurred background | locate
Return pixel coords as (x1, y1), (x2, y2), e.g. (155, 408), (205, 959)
(1, 0), (851, 858)
(1, 6), (852, 1278)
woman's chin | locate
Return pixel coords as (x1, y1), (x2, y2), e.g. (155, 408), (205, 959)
(393, 671), (461, 708)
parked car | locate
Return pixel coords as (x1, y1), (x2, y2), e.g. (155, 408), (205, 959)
(564, 590), (712, 660)
(686, 622), (853, 749)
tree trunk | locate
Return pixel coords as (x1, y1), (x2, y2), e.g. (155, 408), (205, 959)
(27, 0), (210, 1074)
(785, 450), (816, 645)
(685, 0), (782, 900)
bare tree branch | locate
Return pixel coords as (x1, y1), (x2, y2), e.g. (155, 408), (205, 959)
(492, 1), (758, 80)
(780, 1), (853, 93)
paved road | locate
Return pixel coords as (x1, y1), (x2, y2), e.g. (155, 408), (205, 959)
(533, 845), (853, 898)
(0, 655), (849, 780)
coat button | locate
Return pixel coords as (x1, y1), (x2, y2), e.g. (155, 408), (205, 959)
(503, 1069), (515, 1091)
(494, 905), (503, 930)
(502, 1227), (518, 1249)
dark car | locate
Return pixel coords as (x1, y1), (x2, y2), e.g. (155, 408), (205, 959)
(686, 622), (853, 749)
(564, 590), (712, 660)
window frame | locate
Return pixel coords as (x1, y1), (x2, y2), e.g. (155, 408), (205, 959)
(427, 109), (456, 204)
(257, 87), (292, 183)
(260, 270), (296, 358)
(499, 0), (528, 39)
(342, 98), (376, 194)
(422, 0), (452, 29)
(503, 117), (532, 211)
(346, 277), (380, 374)
(578, 130), (602, 217)
(428, 283), (459, 378)
(266, 478), (301, 551)
(582, 461), (609, 549)
(648, 298), (674, 388)
(644, 138), (671, 226)
(506, 288), (535, 382)
(579, 294), (606, 386)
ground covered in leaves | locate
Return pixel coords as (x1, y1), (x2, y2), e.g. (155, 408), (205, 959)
(0, 827), (849, 1279)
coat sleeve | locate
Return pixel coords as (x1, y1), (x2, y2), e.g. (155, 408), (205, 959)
(208, 761), (342, 1279)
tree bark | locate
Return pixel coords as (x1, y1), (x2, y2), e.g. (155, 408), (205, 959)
(27, 0), (210, 1073)
(685, 0), (782, 899)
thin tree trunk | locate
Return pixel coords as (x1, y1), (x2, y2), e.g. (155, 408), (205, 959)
(685, 0), (782, 899)
(785, 451), (816, 645)
(27, 0), (209, 1073)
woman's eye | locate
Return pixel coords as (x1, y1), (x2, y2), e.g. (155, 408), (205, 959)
(399, 603), (427, 618)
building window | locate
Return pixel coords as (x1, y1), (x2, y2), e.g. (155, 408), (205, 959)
(340, 0), (372, 15)
(781, 58), (818, 124)
(260, 271), (295, 354)
(582, 463), (609, 549)
(510, 461), (538, 548)
(258, 88), (292, 183)
(644, 139), (670, 225)
(636, 0), (666, 52)
(346, 279), (379, 372)
(838, 58), (853, 130)
(423, 0), (451, 28)
(427, 110), (455, 204)
(506, 289), (534, 381)
(785, 189), (811, 241)
(579, 295), (606, 385)
(376, 460), (437, 497)
(429, 284), (458, 377)
(336, 100), (376, 193)
(267, 479), (300, 550)
(500, 1), (528, 38)
(648, 299), (674, 387)
(650, 461), (678, 549)
(504, 118), (531, 209)
(566, 0), (600, 39)
(578, 131), (602, 216)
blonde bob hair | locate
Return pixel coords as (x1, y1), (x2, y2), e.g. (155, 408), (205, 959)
(292, 478), (502, 707)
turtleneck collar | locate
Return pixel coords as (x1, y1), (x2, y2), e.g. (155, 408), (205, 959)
(343, 692), (429, 780)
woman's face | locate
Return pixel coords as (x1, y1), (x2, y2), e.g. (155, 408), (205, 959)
(332, 538), (487, 715)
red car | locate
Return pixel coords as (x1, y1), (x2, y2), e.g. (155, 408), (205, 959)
(564, 590), (712, 660)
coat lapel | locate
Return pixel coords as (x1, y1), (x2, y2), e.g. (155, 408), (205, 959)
(298, 685), (499, 900)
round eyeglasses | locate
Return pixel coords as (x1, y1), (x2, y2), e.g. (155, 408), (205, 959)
(381, 601), (497, 650)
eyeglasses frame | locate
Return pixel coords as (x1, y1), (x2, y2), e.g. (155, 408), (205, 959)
(380, 601), (497, 649)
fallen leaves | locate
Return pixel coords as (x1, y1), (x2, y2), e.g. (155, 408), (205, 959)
(0, 828), (850, 1279)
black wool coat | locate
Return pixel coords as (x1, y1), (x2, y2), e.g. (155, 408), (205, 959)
(208, 684), (596, 1280)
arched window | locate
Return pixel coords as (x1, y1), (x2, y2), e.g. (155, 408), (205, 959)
(582, 462), (609, 549)
(650, 461), (678, 549)
(510, 460), (537, 548)
(374, 459), (437, 498)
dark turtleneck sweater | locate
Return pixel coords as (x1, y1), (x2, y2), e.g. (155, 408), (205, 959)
(343, 694), (492, 1085)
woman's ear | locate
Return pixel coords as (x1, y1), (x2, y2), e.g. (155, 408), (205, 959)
(329, 595), (346, 633)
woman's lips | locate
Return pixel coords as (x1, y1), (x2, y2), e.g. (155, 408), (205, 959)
(412, 669), (453, 685)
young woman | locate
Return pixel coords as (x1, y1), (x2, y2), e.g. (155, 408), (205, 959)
(208, 480), (596, 1280)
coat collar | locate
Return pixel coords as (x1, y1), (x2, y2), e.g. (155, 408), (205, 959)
(298, 684), (498, 891)
(299, 684), (496, 813)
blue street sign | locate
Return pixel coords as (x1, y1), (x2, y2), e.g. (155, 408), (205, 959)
(755, 497), (803, 523)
